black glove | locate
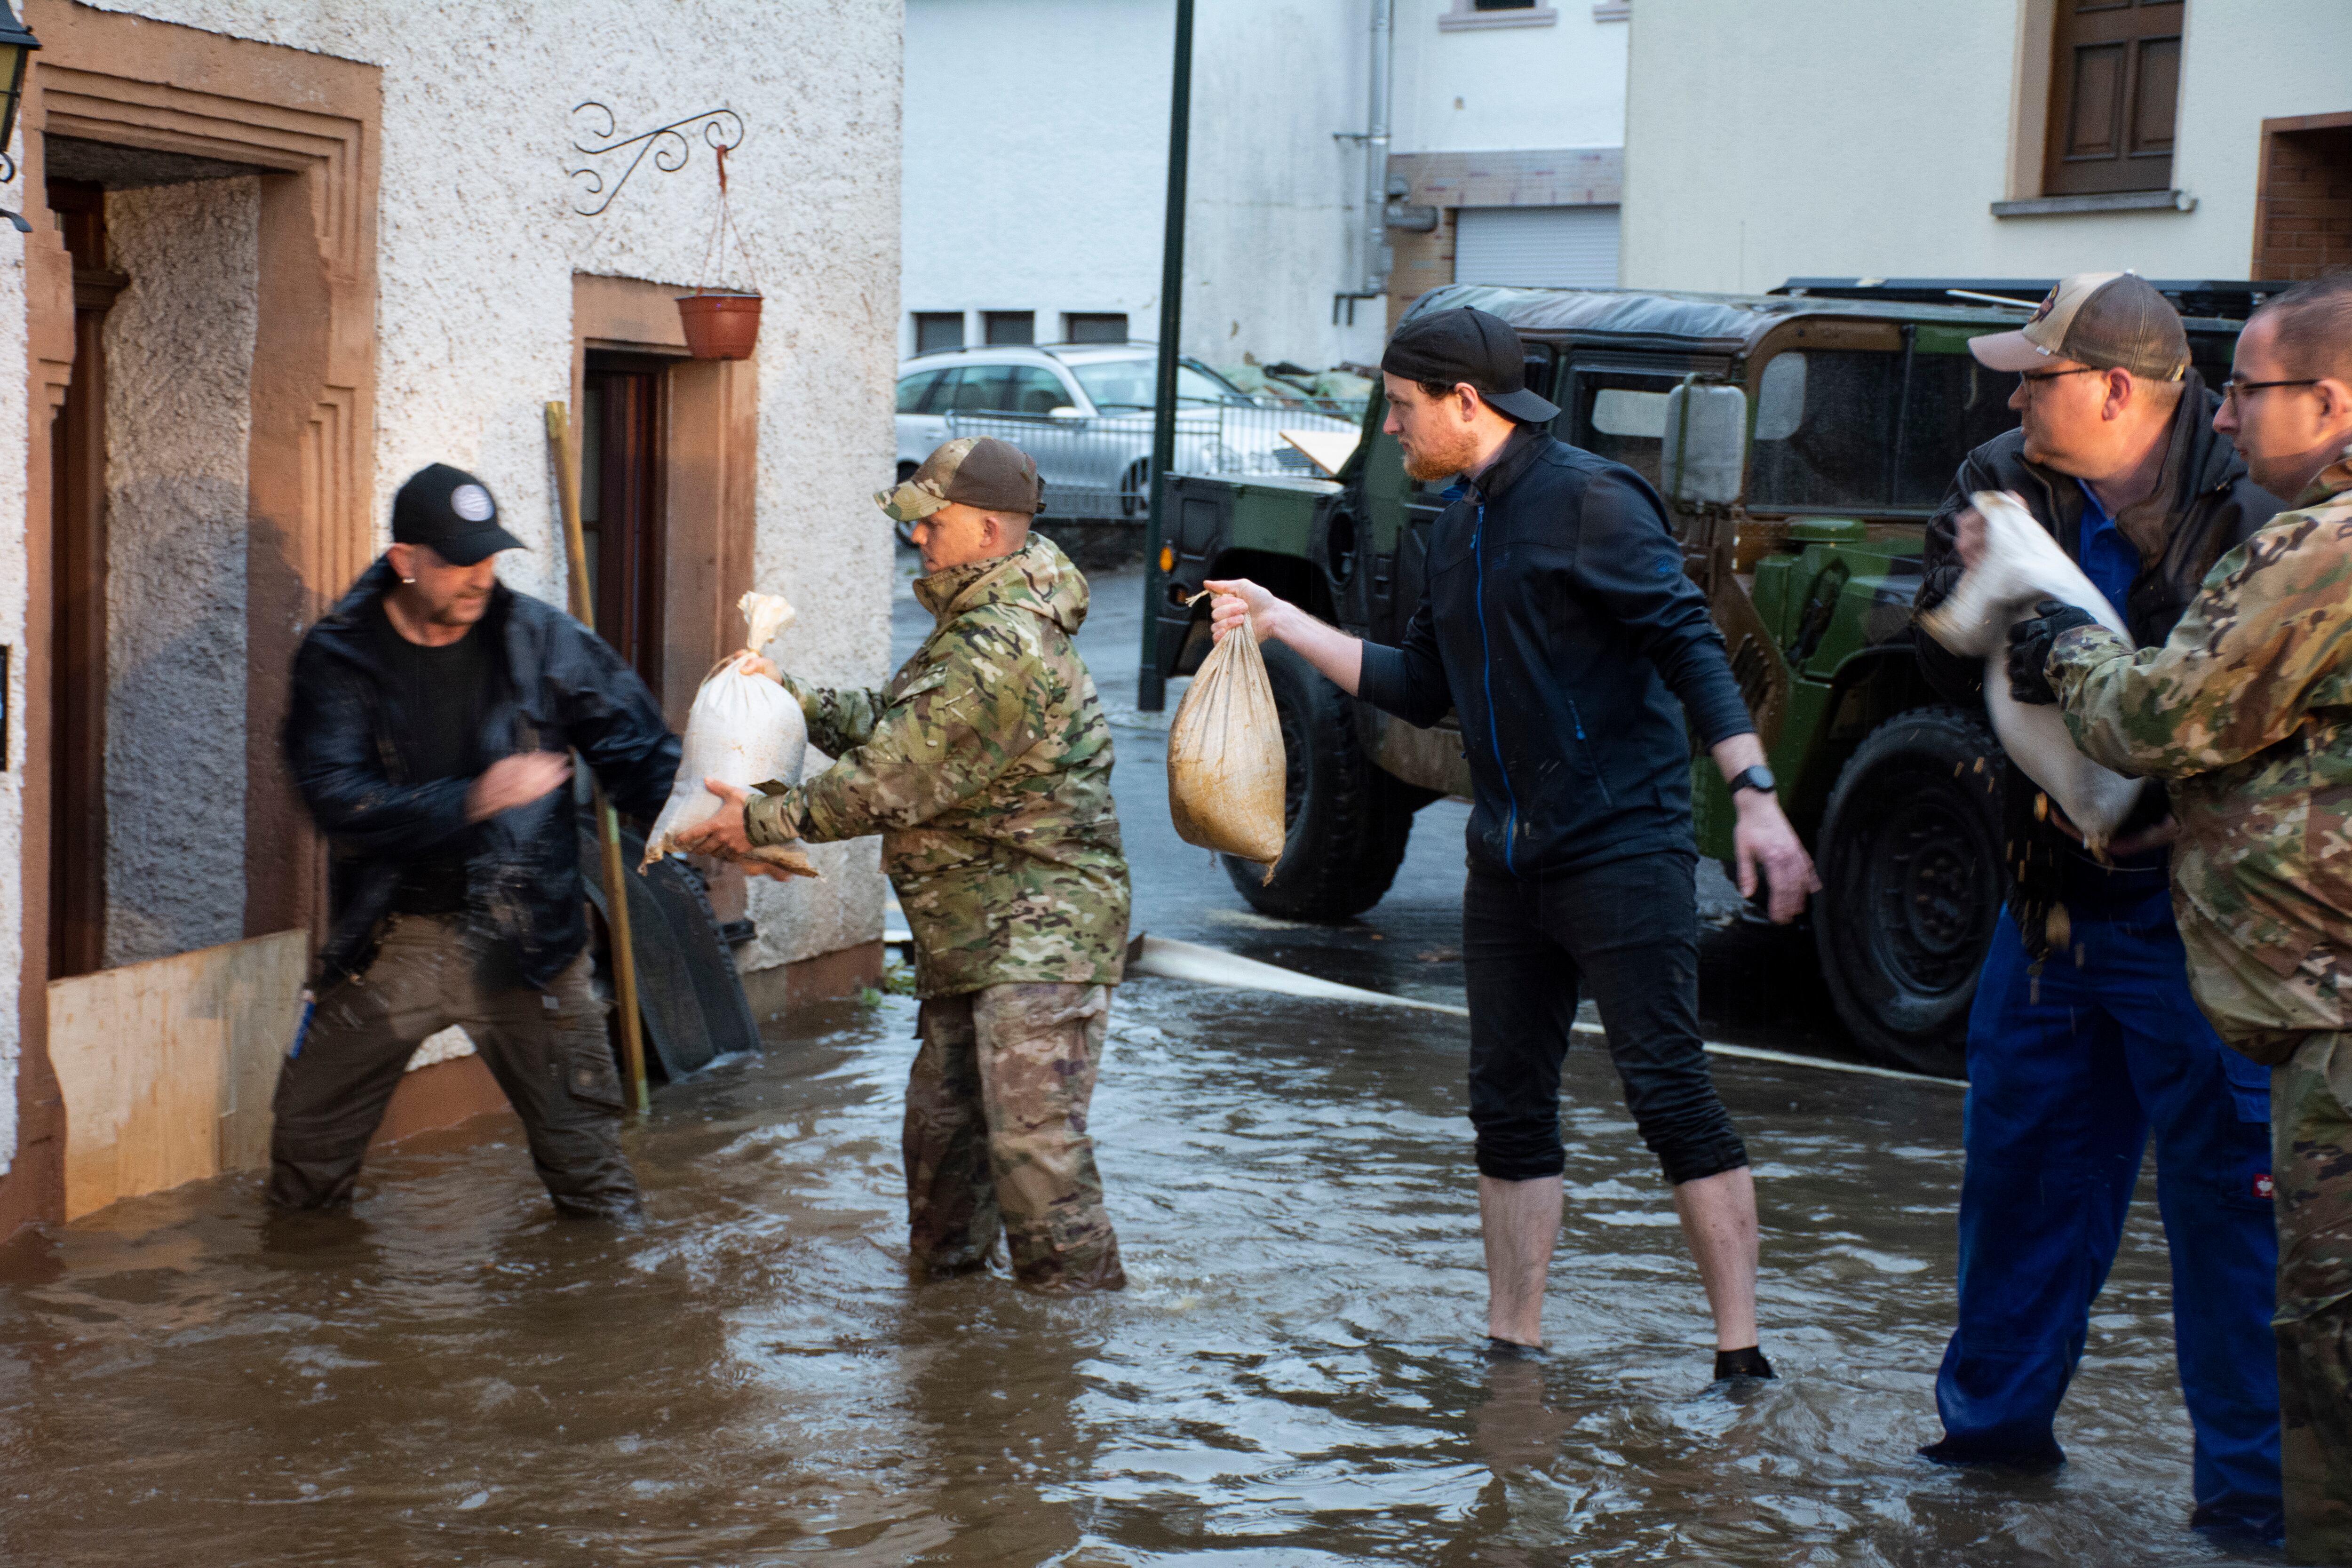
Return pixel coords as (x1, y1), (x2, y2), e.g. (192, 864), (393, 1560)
(2005, 599), (2098, 705)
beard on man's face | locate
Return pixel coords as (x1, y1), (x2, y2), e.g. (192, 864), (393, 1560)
(428, 584), (493, 626)
(1400, 419), (1483, 482)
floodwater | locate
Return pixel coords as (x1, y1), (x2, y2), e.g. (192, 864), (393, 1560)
(0, 979), (2276, 1567)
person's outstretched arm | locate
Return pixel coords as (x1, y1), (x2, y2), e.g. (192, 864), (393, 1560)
(2044, 517), (2352, 779)
(1205, 576), (1454, 728)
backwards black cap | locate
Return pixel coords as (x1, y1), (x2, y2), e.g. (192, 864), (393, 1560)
(392, 463), (524, 566)
(1381, 306), (1560, 423)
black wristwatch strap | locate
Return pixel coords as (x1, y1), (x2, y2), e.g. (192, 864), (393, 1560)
(1729, 764), (1776, 796)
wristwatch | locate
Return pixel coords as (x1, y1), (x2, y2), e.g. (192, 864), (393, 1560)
(1728, 764), (1776, 798)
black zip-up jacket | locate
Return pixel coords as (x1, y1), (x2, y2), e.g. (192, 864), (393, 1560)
(285, 558), (681, 987)
(1910, 371), (2279, 945)
(1358, 424), (1755, 879)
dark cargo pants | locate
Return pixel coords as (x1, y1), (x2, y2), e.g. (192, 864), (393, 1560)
(906, 983), (1123, 1290)
(2274, 1032), (2352, 1564)
(267, 914), (640, 1219)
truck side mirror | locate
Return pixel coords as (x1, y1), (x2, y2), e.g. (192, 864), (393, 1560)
(1661, 381), (1747, 506)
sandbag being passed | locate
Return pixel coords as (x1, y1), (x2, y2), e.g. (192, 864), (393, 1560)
(1915, 488), (2147, 848)
(1167, 610), (1287, 879)
(641, 590), (818, 879)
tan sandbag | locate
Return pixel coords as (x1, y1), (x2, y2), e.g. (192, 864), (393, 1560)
(1167, 613), (1287, 877)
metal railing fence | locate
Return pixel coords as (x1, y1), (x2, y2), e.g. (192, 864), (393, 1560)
(943, 400), (1366, 519)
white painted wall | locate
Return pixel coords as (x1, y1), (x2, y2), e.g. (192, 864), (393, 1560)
(901, 0), (1387, 372)
(1622, 0), (2352, 294)
(0, 0), (903, 1174)
(1388, 1), (1627, 156)
(102, 176), (258, 969)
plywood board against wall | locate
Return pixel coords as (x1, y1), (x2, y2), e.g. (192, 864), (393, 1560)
(47, 929), (307, 1219)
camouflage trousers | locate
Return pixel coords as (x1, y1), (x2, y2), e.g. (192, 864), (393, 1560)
(906, 983), (1123, 1291)
(2275, 1031), (2352, 1563)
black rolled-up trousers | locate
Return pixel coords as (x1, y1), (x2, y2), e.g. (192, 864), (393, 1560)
(1462, 851), (1749, 1186)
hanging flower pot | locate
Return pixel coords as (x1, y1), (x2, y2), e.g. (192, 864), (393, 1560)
(678, 141), (764, 360)
(677, 292), (762, 359)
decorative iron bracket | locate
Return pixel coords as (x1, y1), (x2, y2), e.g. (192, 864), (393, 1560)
(566, 102), (743, 218)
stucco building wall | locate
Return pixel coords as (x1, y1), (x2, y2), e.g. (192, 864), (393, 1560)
(101, 175), (259, 968)
(1621, 0), (2352, 293)
(1388, 0), (1627, 156)
(0, 0), (902, 1185)
(900, 0), (1387, 372)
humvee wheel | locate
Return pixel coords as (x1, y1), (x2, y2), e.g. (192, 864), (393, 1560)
(1224, 641), (1414, 920)
(1812, 705), (2002, 1078)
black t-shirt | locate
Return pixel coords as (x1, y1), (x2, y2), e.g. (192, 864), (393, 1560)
(369, 598), (496, 914)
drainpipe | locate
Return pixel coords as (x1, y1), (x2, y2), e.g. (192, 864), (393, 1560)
(1359, 0), (1393, 300)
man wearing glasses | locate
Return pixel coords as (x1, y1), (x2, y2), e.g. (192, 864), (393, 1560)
(2014, 272), (2352, 1561)
(1910, 272), (2284, 1540)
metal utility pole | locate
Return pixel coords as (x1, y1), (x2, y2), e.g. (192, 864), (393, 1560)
(1136, 0), (1194, 713)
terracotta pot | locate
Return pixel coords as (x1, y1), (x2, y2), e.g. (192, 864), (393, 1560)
(677, 293), (762, 360)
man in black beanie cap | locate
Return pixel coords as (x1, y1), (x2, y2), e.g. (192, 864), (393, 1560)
(270, 463), (680, 1220)
(1208, 306), (1816, 1379)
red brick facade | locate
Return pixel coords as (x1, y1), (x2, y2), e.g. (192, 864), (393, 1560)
(2254, 115), (2352, 281)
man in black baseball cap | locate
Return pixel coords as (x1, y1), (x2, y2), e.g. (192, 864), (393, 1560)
(1208, 302), (1815, 1379)
(1380, 304), (1561, 426)
(270, 462), (680, 1224)
(391, 461), (528, 566)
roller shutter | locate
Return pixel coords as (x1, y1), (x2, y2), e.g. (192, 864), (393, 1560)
(1453, 205), (1621, 289)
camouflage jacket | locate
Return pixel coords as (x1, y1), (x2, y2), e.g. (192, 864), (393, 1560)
(2048, 462), (2352, 1061)
(746, 534), (1129, 999)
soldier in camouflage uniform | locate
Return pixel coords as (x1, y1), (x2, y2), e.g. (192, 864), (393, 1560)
(677, 437), (1131, 1292)
(2011, 274), (2352, 1562)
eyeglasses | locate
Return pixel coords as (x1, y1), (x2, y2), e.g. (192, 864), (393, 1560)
(2221, 375), (2322, 407)
(2015, 367), (2103, 396)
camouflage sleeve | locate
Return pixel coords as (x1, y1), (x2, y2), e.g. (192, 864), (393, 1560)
(778, 672), (888, 759)
(2050, 516), (2352, 778)
(752, 625), (1044, 846)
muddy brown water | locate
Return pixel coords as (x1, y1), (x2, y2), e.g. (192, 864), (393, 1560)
(0, 980), (2273, 1567)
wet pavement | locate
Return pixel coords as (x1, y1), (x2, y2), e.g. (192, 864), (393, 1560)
(0, 985), (2269, 1566)
(0, 551), (2277, 1565)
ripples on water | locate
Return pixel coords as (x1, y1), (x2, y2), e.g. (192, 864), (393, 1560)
(0, 981), (2277, 1566)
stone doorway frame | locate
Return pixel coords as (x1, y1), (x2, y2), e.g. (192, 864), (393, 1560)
(6, 1), (380, 1233)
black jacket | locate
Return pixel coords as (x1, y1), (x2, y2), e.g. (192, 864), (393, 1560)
(1911, 371), (2279, 940)
(1359, 425), (1755, 879)
(285, 559), (681, 987)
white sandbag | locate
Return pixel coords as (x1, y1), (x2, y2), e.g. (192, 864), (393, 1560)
(641, 590), (815, 876)
(1916, 489), (2147, 846)
(1167, 612), (1287, 878)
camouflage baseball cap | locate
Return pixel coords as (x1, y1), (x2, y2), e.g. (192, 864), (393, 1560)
(876, 436), (1046, 523)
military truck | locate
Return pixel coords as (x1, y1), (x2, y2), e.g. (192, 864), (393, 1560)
(1149, 282), (2250, 1075)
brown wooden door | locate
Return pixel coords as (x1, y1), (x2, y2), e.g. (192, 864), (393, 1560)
(47, 180), (126, 979)
(2045, 0), (2184, 196)
(580, 352), (667, 694)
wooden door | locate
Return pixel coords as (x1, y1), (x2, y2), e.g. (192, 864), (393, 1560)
(580, 352), (667, 694)
(2044, 0), (2184, 197)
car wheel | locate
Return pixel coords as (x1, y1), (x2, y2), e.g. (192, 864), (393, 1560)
(1223, 641), (1416, 920)
(1812, 705), (2003, 1078)
(892, 462), (920, 549)
(1118, 458), (1152, 519)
